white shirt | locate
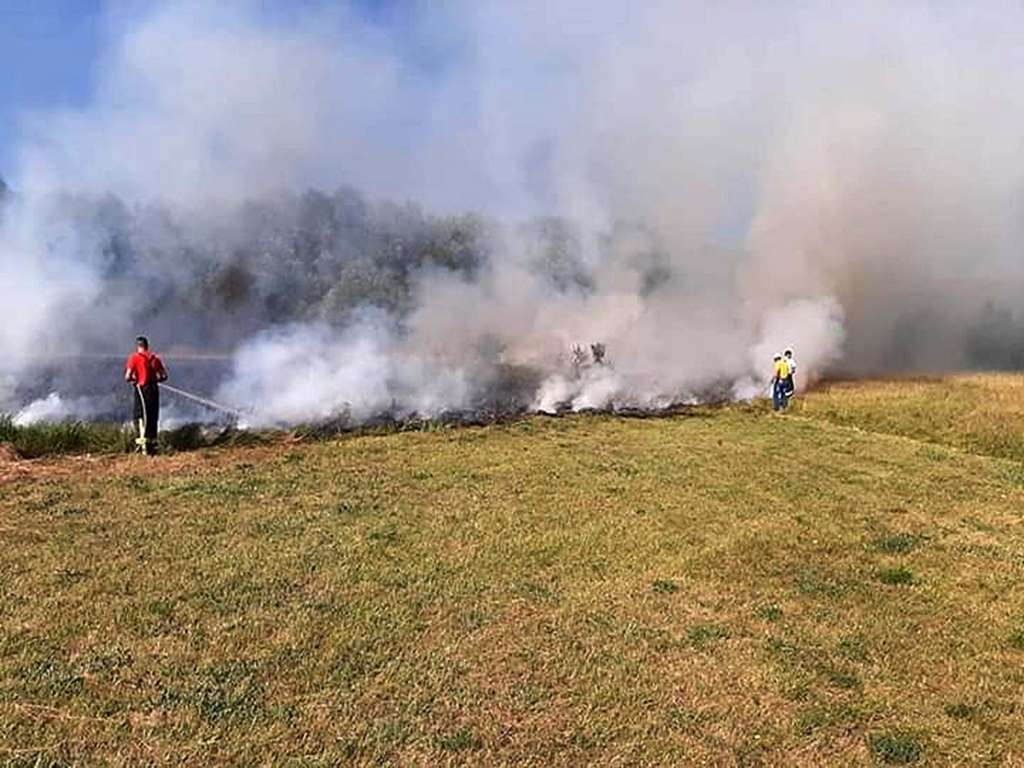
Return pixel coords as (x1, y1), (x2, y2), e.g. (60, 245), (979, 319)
(785, 355), (797, 375)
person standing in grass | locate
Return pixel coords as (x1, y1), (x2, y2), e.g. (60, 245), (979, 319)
(771, 353), (791, 411)
(125, 336), (168, 455)
(783, 347), (797, 399)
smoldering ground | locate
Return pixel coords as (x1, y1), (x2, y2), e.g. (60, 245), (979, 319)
(2, 1), (1024, 426)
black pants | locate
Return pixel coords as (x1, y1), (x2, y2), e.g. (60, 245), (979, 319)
(133, 382), (160, 448)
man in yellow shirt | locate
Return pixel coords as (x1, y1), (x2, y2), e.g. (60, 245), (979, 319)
(771, 353), (791, 411)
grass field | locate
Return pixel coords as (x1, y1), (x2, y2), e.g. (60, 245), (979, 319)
(2, 375), (1024, 765)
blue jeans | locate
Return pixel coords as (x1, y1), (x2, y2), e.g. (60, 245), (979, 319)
(772, 380), (787, 411)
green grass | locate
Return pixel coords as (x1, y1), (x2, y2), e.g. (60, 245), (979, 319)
(686, 623), (730, 648)
(0, 414), (272, 459)
(944, 703), (973, 719)
(2, 378), (1024, 764)
(0, 414), (129, 458)
(869, 731), (925, 764)
(651, 579), (679, 594)
(755, 604), (783, 622)
(872, 532), (922, 555)
(877, 567), (916, 586)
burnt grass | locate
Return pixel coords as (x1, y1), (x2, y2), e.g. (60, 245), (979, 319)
(2, 375), (1024, 764)
(1, 360), (743, 459)
(1, 390), (731, 460)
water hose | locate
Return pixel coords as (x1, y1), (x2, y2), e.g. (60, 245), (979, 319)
(135, 384), (149, 452)
(159, 382), (245, 418)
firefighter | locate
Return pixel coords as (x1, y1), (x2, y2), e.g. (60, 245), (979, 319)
(771, 353), (791, 411)
(783, 347), (797, 398)
(124, 336), (168, 455)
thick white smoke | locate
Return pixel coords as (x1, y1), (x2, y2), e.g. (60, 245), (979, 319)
(3, 1), (1024, 424)
(13, 393), (103, 427)
(219, 316), (474, 426)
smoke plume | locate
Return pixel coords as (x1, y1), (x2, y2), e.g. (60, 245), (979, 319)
(2, 1), (1023, 425)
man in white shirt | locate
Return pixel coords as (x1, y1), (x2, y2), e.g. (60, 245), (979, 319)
(783, 348), (797, 397)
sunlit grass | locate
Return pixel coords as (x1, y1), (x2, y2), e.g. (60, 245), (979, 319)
(800, 373), (1024, 462)
(0, 414), (129, 458)
(2, 377), (1024, 764)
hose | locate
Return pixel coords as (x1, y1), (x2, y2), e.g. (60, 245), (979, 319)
(135, 384), (149, 452)
(159, 383), (244, 417)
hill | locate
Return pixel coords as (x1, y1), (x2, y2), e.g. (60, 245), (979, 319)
(2, 376), (1024, 765)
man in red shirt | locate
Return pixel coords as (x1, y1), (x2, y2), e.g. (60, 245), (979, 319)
(124, 336), (168, 455)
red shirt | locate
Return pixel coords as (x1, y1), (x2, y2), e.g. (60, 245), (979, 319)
(125, 350), (167, 387)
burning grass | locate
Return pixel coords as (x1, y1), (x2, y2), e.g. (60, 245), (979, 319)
(3, 372), (1023, 464)
(2, 376), (1024, 763)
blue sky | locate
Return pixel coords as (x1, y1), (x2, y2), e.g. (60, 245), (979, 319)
(0, 0), (411, 180)
(0, 0), (104, 176)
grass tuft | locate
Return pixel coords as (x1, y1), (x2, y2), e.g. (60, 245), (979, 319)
(825, 668), (860, 690)
(20, 658), (85, 698)
(868, 732), (924, 764)
(651, 579), (679, 594)
(367, 527), (398, 544)
(687, 623), (730, 648)
(877, 567), (915, 586)
(837, 635), (869, 662)
(193, 661), (266, 723)
(872, 532), (921, 555)
(794, 569), (843, 597)
(436, 728), (483, 752)
(944, 703), (973, 719)
(755, 603), (783, 622)
(795, 708), (827, 736)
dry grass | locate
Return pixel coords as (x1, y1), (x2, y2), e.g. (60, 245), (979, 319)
(801, 373), (1024, 462)
(2, 378), (1024, 765)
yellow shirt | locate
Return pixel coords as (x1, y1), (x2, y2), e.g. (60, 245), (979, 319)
(774, 359), (790, 379)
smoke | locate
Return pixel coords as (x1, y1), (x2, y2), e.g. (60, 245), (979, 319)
(13, 393), (105, 427)
(2, 1), (1024, 424)
(219, 315), (475, 426)
(12, 390), (208, 431)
